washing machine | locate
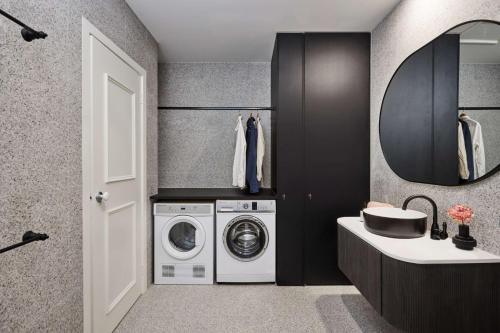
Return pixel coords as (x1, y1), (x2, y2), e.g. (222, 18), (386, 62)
(216, 200), (276, 283)
(154, 203), (214, 284)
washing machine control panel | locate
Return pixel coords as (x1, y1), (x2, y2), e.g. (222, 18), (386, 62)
(217, 200), (276, 213)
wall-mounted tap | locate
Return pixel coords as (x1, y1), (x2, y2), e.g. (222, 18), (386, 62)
(402, 195), (441, 240)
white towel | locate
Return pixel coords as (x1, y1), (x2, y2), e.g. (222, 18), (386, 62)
(232, 116), (247, 188)
(256, 117), (265, 182)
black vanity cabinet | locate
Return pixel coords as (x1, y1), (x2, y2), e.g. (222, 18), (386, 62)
(338, 226), (381, 312)
(272, 33), (370, 285)
(338, 223), (500, 333)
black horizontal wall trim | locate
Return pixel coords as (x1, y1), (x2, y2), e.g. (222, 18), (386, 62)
(158, 106), (274, 111)
(458, 107), (500, 110)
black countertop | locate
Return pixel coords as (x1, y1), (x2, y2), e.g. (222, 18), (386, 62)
(150, 188), (277, 201)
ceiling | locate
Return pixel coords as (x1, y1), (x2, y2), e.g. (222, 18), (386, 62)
(125, 0), (400, 63)
(449, 22), (500, 64)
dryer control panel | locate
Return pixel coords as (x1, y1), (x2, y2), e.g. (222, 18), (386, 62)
(154, 203), (213, 216)
(216, 200), (276, 213)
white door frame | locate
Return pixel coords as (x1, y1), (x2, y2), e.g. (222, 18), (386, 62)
(82, 17), (148, 333)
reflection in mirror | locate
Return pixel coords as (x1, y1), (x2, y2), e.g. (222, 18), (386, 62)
(452, 22), (500, 179)
(380, 20), (500, 186)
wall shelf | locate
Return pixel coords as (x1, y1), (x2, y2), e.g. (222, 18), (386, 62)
(151, 188), (276, 201)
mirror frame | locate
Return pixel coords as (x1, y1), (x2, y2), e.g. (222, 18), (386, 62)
(379, 19), (500, 186)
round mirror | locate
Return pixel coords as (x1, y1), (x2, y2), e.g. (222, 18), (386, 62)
(380, 20), (500, 186)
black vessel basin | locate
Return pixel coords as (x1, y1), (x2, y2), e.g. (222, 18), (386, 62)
(363, 207), (427, 238)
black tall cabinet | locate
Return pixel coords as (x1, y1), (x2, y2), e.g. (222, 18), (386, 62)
(272, 33), (370, 285)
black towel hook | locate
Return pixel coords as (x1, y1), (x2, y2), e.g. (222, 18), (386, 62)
(0, 231), (49, 254)
(0, 8), (47, 41)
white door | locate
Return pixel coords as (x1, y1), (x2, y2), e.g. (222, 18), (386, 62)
(89, 35), (143, 333)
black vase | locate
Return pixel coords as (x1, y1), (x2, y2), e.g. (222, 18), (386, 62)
(452, 224), (477, 250)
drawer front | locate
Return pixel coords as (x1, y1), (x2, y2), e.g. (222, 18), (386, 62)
(338, 225), (382, 313)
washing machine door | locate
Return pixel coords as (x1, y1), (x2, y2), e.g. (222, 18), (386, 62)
(162, 216), (206, 260)
(223, 215), (269, 262)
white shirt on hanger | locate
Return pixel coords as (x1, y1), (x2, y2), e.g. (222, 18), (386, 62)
(232, 116), (247, 188)
(461, 115), (485, 178)
(256, 117), (265, 182)
(458, 122), (469, 180)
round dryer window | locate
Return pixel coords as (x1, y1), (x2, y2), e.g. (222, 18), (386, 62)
(162, 216), (205, 260)
(223, 216), (269, 262)
(169, 222), (196, 252)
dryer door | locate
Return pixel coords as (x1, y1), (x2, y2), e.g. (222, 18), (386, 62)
(223, 215), (269, 262)
(162, 216), (206, 260)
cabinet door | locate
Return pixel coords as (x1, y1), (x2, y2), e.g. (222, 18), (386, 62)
(304, 33), (370, 284)
(274, 34), (305, 285)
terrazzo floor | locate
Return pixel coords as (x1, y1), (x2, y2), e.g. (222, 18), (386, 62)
(114, 285), (401, 333)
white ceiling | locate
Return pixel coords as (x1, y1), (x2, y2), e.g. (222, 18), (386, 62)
(125, 0), (400, 63)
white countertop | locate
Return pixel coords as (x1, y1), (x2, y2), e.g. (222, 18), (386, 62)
(338, 217), (500, 264)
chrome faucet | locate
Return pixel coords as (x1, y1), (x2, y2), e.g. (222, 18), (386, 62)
(402, 195), (441, 240)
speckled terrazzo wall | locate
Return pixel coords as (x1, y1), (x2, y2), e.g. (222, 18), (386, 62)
(371, 0), (500, 255)
(460, 64), (500, 107)
(0, 1), (158, 332)
(459, 64), (500, 173)
(158, 62), (272, 188)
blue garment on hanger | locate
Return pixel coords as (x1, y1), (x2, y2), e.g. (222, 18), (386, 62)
(245, 116), (259, 193)
(459, 119), (474, 181)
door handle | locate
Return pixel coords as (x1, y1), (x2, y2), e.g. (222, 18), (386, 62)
(95, 191), (110, 203)
(282, 193), (286, 201)
(308, 193), (312, 200)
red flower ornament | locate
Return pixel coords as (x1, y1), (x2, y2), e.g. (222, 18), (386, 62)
(447, 204), (473, 224)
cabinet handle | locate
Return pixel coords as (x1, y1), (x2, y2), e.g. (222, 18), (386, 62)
(308, 193), (312, 200)
(282, 193), (286, 200)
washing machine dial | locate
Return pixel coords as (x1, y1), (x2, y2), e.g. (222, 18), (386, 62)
(242, 203), (249, 210)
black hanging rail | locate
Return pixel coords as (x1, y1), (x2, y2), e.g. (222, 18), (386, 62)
(458, 107), (500, 110)
(0, 8), (47, 41)
(0, 231), (49, 254)
(158, 106), (274, 111)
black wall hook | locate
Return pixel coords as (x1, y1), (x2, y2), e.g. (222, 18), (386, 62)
(0, 231), (49, 254)
(21, 27), (47, 42)
(0, 8), (47, 42)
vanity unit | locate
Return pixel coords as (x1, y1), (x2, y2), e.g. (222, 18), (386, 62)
(338, 217), (500, 333)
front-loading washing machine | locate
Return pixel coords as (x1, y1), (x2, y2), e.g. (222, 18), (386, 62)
(216, 200), (276, 283)
(154, 203), (214, 284)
